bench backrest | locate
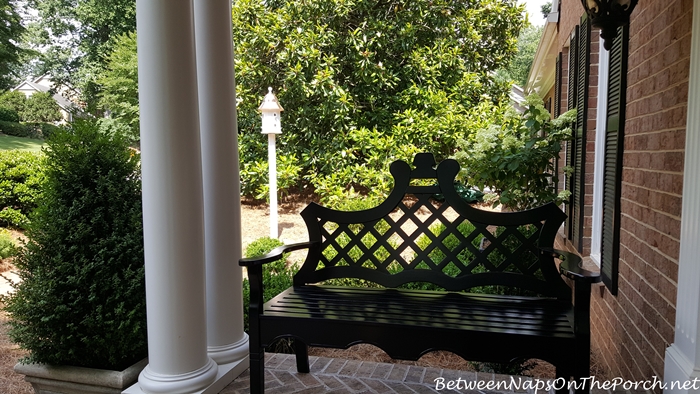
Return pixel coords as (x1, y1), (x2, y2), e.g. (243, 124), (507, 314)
(295, 153), (572, 300)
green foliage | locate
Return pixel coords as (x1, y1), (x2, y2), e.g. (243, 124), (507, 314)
(0, 207), (28, 228)
(240, 153), (303, 200)
(0, 150), (44, 228)
(0, 0), (25, 89)
(232, 0), (525, 200)
(0, 91), (63, 124)
(1, 120), (146, 370)
(0, 228), (17, 259)
(454, 95), (576, 210)
(21, 92), (62, 123)
(541, 3), (552, 18)
(0, 106), (20, 122)
(0, 120), (36, 138)
(0, 91), (26, 115)
(0, 120), (62, 139)
(98, 32), (139, 141)
(242, 237), (296, 333)
(25, 0), (137, 109)
(498, 24), (543, 87)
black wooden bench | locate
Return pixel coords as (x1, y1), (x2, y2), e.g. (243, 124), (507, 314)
(240, 153), (600, 394)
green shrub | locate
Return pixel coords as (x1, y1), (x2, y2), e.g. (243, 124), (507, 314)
(0, 121), (64, 140)
(22, 92), (63, 123)
(242, 237), (295, 331)
(1, 120), (146, 370)
(0, 150), (44, 228)
(0, 228), (17, 259)
(0, 91), (26, 116)
(0, 107), (20, 123)
(36, 123), (63, 139)
(454, 94), (576, 210)
(0, 120), (37, 138)
(243, 237), (298, 352)
(0, 207), (29, 229)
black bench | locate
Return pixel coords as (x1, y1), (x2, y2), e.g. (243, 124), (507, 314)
(240, 153), (600, 394)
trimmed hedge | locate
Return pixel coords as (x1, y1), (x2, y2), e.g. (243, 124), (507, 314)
(0, 120), (63, 139)
(1, 120), (146, 370)
(0, 107), (20, 123)
(0, 150), (44, 228)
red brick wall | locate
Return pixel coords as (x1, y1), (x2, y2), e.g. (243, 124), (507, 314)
(558, 0), (585, 49)
(588, 0), (690, 382)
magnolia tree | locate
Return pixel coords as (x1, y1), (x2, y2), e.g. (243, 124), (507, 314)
(232, 0), (525, 202)
(94, 0), (525, 203)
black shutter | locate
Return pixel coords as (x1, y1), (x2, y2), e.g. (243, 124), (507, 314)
(571, 15), (590, 252)
(553, 53), (563, 194)
(601, 25), (629, 296)
(554, 53), (562, 118)
(565, 27), (579, 239)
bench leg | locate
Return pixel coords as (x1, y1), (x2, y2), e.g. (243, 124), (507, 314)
(294, 339), (310, 373)
(250, 348), (265, 394)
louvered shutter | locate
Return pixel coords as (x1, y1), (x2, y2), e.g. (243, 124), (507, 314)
(571, 15), (590, 252)
(554, 53), (562, 117)
(601, 25), (629, 296)
(552, 53), (563, 194)
(565, 27), (579, 239)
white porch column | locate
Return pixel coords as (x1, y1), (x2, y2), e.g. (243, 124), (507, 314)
(128, 0), (217, 393)
(194, 0), (249, 373)
(664, 0), (700, 392)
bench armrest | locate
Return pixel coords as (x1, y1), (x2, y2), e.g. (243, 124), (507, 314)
(239, 241), (317, 267)
(540, 247), (601, 283)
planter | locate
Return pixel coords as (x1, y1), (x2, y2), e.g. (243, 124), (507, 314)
(14, 358), (148, 394)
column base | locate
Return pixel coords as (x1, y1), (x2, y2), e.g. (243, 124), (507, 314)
(124, 357), (222, 394)
(208, 334), (249, 365)
(123, 356), (248, 394)
(664, 344), (700, 394)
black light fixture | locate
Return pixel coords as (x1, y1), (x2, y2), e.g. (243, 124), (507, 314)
(580, 0), (638, 50)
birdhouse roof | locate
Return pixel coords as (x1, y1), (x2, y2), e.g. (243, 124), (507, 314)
(258, 87), (284, 112)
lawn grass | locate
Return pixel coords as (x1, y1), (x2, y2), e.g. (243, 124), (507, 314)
(0, 135), (44, 152)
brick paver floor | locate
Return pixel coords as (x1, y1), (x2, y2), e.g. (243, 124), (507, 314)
(220, 353), (654, 394)
(220, 353), (548, 394)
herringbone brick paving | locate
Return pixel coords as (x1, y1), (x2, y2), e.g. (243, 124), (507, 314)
(219, 353), (654, 394)
(219, 353), (505, 394)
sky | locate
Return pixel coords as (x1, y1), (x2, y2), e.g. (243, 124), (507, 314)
(522, 0), (549, 26)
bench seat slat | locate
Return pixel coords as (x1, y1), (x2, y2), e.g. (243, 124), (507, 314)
(261, 286), (575, 338)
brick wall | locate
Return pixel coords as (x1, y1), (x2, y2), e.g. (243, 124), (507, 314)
(587, 0), (690, 383)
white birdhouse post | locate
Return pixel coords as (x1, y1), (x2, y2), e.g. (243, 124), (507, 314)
(259, 87), (283, 239)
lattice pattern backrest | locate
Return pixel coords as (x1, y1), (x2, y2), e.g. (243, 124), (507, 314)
(295, 154), (570, 298)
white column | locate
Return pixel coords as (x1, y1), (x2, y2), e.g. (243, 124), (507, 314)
(268, 133), (278, 239)
(194, 0), (250, 371)
(128, 0), (217, 393)
(664, 0), (700, 391)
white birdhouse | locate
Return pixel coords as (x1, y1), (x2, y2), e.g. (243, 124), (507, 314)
(258, 87), (284, 134)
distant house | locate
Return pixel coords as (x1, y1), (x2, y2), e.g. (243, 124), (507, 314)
(509, 84), (527, 113)
(12, 75), (78, 123)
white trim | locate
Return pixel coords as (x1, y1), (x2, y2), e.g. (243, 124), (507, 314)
(590, 36), (609, 266)
(525, 13), (559, 95)
(664, 0), (700, 390)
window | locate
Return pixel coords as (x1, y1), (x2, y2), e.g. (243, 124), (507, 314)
(564, 15), (591, 253)
(600, 25), (629, 295)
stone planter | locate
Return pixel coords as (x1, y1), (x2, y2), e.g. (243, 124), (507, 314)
(14, 358), (148, 394)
